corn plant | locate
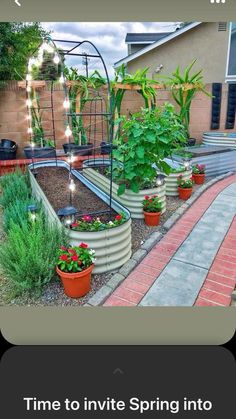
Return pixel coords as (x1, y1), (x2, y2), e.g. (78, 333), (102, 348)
(110, 64), (159, 140)
(64, 67), (106, 145)
(160, 60), (211, 139)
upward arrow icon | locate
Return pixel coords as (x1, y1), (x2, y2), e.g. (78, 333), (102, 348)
(113, 368), (124, 375)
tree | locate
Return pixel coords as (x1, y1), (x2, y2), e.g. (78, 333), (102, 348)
(0, 22), (48, 80)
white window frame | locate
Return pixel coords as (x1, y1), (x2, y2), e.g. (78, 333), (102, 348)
(225, 22), (236, 82)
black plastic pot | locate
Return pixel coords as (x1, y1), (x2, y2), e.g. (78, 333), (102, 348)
(24, 146), (56, 159)
(187, 138), (196, 147)
(100, 141), (118, 155)
(0, 139), (17, 160)
(63, 143), (93, 156)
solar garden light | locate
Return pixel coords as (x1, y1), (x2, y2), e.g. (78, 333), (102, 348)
(57, 206), (77, 228)
(27, 204), (38, 222)
(156, 174), (165, 187)
(183, 158), (191, 171)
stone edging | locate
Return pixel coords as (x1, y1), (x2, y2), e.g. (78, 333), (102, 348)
(86, 172), (234, 306)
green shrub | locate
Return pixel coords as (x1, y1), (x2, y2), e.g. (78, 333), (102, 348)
(0, 172), (30, 208)
(3, 199), (39, 232)
(0, 214), (68, 293)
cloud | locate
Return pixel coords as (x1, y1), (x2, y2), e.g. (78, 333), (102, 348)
(42, 22), (180, 77)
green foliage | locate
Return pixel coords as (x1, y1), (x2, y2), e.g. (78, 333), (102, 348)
(0, 22), (48, 80)
(0, 172), (30, 208)
(110, 65), (159, 139)
(160, 60), (211, 138)
(32, 50), (64, 81)
(142, 195), (162, 213)
(57, 243), (95, 273)
(30, 93), (54, 147)
(113, 103), (186, 194)
(3, 199), (38, 233)
(177, 176), (194, 189)
(0, 215), (67, 293)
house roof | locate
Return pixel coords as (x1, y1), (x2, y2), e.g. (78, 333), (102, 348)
(114, 22), (202, 68)
(125, 32), (171, 44)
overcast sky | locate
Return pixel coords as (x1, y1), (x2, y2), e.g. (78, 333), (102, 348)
(42, 22), (180, 77)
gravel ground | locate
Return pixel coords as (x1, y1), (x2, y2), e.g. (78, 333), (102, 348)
(0, 173), (199, 307)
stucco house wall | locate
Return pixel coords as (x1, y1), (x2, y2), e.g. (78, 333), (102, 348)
(127, 23), (229, 83)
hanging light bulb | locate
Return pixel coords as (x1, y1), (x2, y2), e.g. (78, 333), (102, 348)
(69, 179), (76, 192)
(28, 58), (36, 71)
(183, 159), (191, 171)
(63, 98), (70, 109)
(26, 74), (32, 81)
(65, 125), (72, 137)
(26, 99), (32, 107)
(28, 127), (33, 134)
(31, 142), (35, 148)
(59, 73), (65, 84)
(26, 85), (31, 93)
(53, 54), (60, 64)
(67, 153), (75, 164)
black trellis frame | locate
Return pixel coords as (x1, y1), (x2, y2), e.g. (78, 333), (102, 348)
(53, 38), (114, 219)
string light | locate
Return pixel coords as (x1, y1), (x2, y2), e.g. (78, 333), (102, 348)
(65, 125), (72, 137)
(67, 153), (75, 164)
(183, 160), (191, 170)
(63, 98), (70, 109)
(31, 142), (35, 148)
(69, 179), (76, 192)
(53, 54), (60, 64)
(25, 38), (69, 147)
(59, 73), (65, 84)
(26, 99), (32, 107)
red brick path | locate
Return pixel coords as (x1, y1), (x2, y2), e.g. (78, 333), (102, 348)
(103, 175), (236, 307)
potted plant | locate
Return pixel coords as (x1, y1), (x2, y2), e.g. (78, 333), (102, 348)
(24, 95), (56, 159)
(177, 175), (194, 200)
(142, 195), (162, 226)
(161, 60), (211, 146)
(56, 242), (95, 298)
(113, 103), (186, 196)
(0, 139), (18, 160)
(63, 68), (106, 156)
(192, 164), (206, 185)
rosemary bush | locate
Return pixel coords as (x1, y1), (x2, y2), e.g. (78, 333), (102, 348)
(0, 214), (67, 293)
(0, 171), (30, 208)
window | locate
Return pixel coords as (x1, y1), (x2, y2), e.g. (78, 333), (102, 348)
(226, 22), (236, 80)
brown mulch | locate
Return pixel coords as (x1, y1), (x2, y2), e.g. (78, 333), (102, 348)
(36, 167), (117, 222)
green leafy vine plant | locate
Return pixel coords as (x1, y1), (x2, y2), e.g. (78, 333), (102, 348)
(30, 91), (54, 147)
(159, 60), (211, 139)
(113, 103), (186, 195)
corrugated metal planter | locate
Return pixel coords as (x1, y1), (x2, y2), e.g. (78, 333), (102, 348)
(83, 159), (166, 219)
(157, 160), (192, 196)
(28, 160), (132, 274)
(203, 132), (236, 149)
(171, 148), (236, 177)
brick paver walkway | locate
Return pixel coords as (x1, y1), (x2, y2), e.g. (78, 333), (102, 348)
(103, 175), (236, 307)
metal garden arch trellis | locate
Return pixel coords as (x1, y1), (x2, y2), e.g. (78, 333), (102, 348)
(23, 36), (115, 221)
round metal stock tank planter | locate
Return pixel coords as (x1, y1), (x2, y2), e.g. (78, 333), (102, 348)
(203, 132), (236, 148)
(28, 160), (132, 274)
(83, 159), (166, 219)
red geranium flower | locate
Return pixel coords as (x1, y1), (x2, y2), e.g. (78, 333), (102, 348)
(144, 195), (149, 200)
(82, 215), (92, 222)
(79, 242), (88, 248)
(71, 222), (79, 228)
(71, 255), (78, 261)
(60, 246), (67, 251)
(60, 255), (69, 262)
(68, 249), (76, 254)
(115, 214), (123, 221)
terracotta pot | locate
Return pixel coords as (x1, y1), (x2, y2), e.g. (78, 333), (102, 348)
(193, 173), (205, 185)
(56, 264), (94, 298)
(143, 211), (161, 226)
(178, 187), (193, 200)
